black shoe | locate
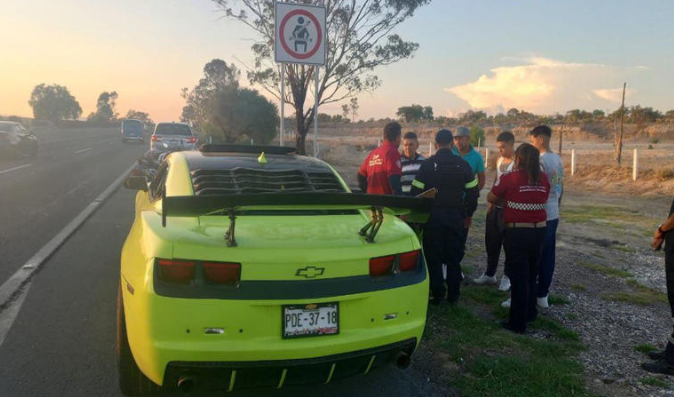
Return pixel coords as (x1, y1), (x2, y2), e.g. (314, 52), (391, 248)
(642, 360), (674, 376)
(500, 320), (525, 334)
(648, 350), (667, 361)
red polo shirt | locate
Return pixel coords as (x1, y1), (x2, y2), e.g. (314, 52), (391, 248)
(491, 169), (551, 223)
(358, 141), (402, 195)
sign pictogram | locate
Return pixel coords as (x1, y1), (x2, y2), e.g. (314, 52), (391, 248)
(275, 2), (326, 65)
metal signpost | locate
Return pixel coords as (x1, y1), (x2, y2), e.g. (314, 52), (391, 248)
(275, 1), (326, 157)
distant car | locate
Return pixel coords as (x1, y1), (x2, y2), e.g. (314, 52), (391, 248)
(121, 119), (145, 143)
(0, 121), (38, 159)
(150, 122), (197, 151)
(118, 144), (431, 395)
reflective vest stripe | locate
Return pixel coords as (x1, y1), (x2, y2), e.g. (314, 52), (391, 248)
(412, 179), (425, 189)
(465, 177), (478, 189)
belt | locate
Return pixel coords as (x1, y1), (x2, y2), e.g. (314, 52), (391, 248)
(505, 221), (547, 229)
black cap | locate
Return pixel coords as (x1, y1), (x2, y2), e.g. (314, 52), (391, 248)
(435, 129), (453, 144)
(529, 125), (552, 137)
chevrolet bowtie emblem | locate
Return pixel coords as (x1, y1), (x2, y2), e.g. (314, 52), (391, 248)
(295, 266), (325, 279)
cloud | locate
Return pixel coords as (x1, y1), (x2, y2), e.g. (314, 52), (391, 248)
(592, 87), (636, 103)
(445, 57), (644, 114)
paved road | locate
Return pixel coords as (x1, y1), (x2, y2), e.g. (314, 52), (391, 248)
(0, 132), (446, 396)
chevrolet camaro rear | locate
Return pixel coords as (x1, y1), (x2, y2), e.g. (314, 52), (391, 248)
(118, 145), (430, 395)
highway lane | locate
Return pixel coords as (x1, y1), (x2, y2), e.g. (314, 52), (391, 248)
(0, 128), (147, 286)
(0, 188), (446, 396)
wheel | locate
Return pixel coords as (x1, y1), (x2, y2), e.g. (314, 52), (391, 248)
(117, 283), (160, 395)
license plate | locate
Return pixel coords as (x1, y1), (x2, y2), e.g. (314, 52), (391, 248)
(282, 303), (339, 339)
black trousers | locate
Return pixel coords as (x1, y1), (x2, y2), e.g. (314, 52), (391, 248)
(503, 226), (546, 332)
(423, 208), (465, 302)
(484, 207), (505, 277)
(665, 250), (674, 364)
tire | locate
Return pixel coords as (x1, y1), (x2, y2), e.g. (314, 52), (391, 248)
(117, 283), (160, 395)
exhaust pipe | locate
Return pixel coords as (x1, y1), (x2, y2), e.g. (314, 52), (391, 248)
(177, 376), (196, 393)
(396, 351), (411, 370)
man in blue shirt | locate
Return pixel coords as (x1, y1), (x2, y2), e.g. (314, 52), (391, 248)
(452, 126), (485, 276)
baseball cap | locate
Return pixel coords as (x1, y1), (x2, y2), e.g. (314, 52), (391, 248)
(455, 126), (470, 137)
(435, 129), (453, 144)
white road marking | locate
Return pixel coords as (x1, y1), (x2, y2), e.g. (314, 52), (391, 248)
(0, 163), (136, 347)
(0, 164), (31, 175)
(74, 147), (93, 154)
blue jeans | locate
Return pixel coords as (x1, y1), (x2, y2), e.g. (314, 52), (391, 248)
(536, 218), (559, 298)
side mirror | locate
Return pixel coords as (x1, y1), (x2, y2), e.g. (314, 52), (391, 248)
(124, 176), (148, 191)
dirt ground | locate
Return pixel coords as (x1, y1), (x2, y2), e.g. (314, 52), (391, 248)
(316, 133), (674, 396)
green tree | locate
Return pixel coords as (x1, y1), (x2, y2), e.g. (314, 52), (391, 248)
(396, 105), (425, 123)
(349, 98), (359, 122)
(423, 106), (434, 121)
(205, 87), (278, 144)
(87, 91), (118, 123)
(28, 83), (82, 122)
(125, 110), (155, 131)
(213, 0), (431, 154)
(469, 125), (485, 147)
(181, 59), (240, 129)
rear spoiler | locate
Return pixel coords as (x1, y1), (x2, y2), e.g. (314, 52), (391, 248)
(162, 192), (432, 245)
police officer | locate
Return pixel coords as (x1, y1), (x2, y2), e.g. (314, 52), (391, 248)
(642, 199), (674, 374)
(411, 129), (479, 305)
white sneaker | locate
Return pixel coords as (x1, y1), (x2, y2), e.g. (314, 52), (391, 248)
(501, 298), (511, 308)
(498, 275), (511, 291)
(474, 273), (498, 285)
(537, 295), (549, 309)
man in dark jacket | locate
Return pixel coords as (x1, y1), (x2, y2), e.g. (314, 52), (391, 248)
(411, 129), (479, 304)
(642, 198), (674, 374)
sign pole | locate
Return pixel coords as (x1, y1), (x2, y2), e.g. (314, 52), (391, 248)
(314, 66), (319, 157)
(280, 63), (285, 146)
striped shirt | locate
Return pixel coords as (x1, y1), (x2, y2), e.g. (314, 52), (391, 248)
(400, 152), (425, 195)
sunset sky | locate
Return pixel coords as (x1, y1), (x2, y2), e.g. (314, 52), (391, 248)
(2, 0), (673, 121)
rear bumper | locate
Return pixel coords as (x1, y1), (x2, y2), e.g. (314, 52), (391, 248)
(162, 338), (416, 392)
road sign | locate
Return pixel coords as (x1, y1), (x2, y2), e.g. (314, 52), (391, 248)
(275, 2), (326, 65)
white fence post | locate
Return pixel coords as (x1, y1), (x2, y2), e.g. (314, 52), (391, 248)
(429, 142), (433, 157)
(633, 148), (638, 181)
(377, 138), (381, 147)
(485, 149), (489, 168)
(571, 149), (576, 176)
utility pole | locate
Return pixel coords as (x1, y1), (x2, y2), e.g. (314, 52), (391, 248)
(558, 125), (563, 155)
(616, 82), (626, 166)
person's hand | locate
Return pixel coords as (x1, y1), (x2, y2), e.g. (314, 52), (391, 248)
(655, 227), (664, 240)
(487, 203), (494, 214)
(652, 237), (664, 251)
(464, 216), (473, 229)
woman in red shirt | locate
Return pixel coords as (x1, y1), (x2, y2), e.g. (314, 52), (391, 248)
(488, 143), (550, 333)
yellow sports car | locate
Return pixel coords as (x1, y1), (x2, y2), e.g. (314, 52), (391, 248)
(118, 144), (430, 394)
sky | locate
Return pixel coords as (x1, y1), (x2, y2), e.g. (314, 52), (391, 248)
(1, 0), (673, 121)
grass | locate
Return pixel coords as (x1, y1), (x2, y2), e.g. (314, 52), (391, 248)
(600, 279), (667, 306)
(579, 262), (633, 278)
(562, 205), (657, 237)
(428, 284), (589, 397)
(570, 284), (588, 292)
(635, 343), (659, 355)
(612, 244), (637, 254)
(640, 377), (669, 388)
(549, 294), (571, 306)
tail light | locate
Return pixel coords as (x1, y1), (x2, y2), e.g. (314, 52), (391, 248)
(399, 250), (421, 272)
(151, 135), (161, 141)
(369, 255), (395, 277)
(204, 262), (241, 285)
(186, 136), (197, 144)
(158, 259), (195, 284)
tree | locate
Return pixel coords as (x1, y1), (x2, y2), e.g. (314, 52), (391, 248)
(469, 125), (485, 147)
(349, 98), (359, 122)
(125, 110), (155, 131)
(342, 104), (350, 121)
(28, 84), (82, 122)
(423, 106), (434, 121)
(396, 105), (425, 123)
(213, 0), (431, 154)
(87, 91), (118, 123)
(181, 59), (240, 129)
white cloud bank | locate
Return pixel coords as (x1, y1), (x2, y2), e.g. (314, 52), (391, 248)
(446, 57), (642, 114)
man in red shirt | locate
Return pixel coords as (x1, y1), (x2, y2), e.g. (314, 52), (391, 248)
(357, 122), (403, 195)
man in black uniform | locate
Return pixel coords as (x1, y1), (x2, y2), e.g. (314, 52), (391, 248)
(411, 129), (479, 305)
(642, 198), (674, 374)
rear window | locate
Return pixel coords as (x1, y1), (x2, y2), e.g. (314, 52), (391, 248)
(123, 120), (143, 129)
(154, 124), (192, 136)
